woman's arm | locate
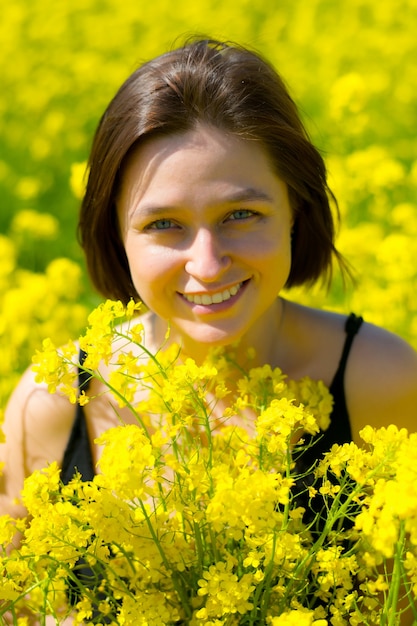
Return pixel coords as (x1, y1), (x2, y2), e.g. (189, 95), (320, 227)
(0, 367), (76, 521)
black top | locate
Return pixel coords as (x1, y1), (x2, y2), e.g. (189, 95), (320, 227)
(60, 356), (95, 485)
(60, 313), (364, 486)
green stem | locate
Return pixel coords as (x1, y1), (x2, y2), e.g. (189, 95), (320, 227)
(249, 532), (278, 625)
(285, 471), (363, 600)
(281, 439), (293, 529)
(138, 500), (192, 619)
(401, 574), (417, 623)
(209, 525), (220, 562)
(259, 533), (278, 622)
(193, 520), (205, 566)
(115, 329), (176, 377)
(382, 521), (406, 626)
(83, 367), (153, 439)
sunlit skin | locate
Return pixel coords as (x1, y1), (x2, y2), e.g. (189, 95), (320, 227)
(117, 124), (293, 364)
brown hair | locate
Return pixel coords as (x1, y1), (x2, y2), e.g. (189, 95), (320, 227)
(79, 38), (344, 303)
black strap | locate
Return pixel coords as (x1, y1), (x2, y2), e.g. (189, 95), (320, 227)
(324, 312), (363, 446)
(78, 349), (91, 392)
(331, 313), (364, 391)
(298, 313), (363, 466)
(60, 350), (95, 485)
(293, 313), (364, 534)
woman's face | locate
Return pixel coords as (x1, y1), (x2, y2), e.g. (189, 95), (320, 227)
(117, 124), (293, 355)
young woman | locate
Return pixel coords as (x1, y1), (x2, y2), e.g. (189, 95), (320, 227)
(1, 38), (416, 621)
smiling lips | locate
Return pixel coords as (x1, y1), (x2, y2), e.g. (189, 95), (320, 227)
(183, 282), (243, 305)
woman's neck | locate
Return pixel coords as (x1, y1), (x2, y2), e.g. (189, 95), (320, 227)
(160, 297), (288, 368)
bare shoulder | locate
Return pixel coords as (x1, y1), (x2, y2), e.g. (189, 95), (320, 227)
(345, 320), (417, 437)
(0, 365), (76, 514)
(4, 365), (76, 448)
(283, 302), (417, 438)
(0, 316), (152, 515)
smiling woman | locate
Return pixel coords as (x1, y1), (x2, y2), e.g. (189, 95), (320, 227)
(116, 125), (293, 357)
(79, 39), (342, 305)
(1, 37), (417, 624)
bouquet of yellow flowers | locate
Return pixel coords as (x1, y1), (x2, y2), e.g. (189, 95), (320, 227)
(1, 301), (416, 625)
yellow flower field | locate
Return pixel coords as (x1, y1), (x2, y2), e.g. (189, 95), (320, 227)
(1, 2), (417, 622)
(1, 301), (416, 623)
(0, 0), (416, 452)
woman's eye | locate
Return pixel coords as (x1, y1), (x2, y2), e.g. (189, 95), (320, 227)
(227, 209), (256, 221)
(146, 218), (176, 230)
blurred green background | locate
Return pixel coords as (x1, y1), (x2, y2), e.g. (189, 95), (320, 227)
(1, 0), (417, 405)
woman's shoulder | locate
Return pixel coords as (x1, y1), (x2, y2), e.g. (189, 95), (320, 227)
(344, 317), (417, 435)
(285, 302), (417, 437)
(0, 365), (77, 515)
(282, 303), (354, 383)
(287, 301), (417, 379)
(2, 366), (77, 466)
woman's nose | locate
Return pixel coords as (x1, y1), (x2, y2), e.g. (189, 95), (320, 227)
(184, 228), (231, 282)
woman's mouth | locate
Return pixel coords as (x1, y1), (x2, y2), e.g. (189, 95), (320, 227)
(182, 281), (245, 305)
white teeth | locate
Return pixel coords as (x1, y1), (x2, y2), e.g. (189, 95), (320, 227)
(184, 282), (242, 305)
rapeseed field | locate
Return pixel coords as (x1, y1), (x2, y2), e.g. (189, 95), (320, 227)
(1, 0), (416, 406)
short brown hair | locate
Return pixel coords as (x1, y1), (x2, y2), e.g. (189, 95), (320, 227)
(79, 38), (344, 303)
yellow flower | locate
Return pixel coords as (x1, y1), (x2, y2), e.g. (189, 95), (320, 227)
(312, 546), (357, 599)
(0, 578), (21, 601)
(127, 321), (144, 343)
(197, 561), (255, 617)
(69, 161), (88, 199)
(329, 71), (368, 119)
(117, 590), (180, 624)
(288, 378), (333, 431)
(46, 257), (84, 299)
(95, 425), (156, 499)
(108, 350), (144, 406)
(0, 234), (16, 277)
(32, 337), (77, 397)
(267, 609), (326, 625)
(20, 461), (62, 514)
(0, 514), (18, 546)
(74, 597), (93, 623)
(10, 209), (59, 240)
(6, 299), (417, 622)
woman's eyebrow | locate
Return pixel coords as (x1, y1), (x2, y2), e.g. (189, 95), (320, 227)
(222, 187), (274, 204)
(129, 204), (177, 219)
(128, 187), (275, 220)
